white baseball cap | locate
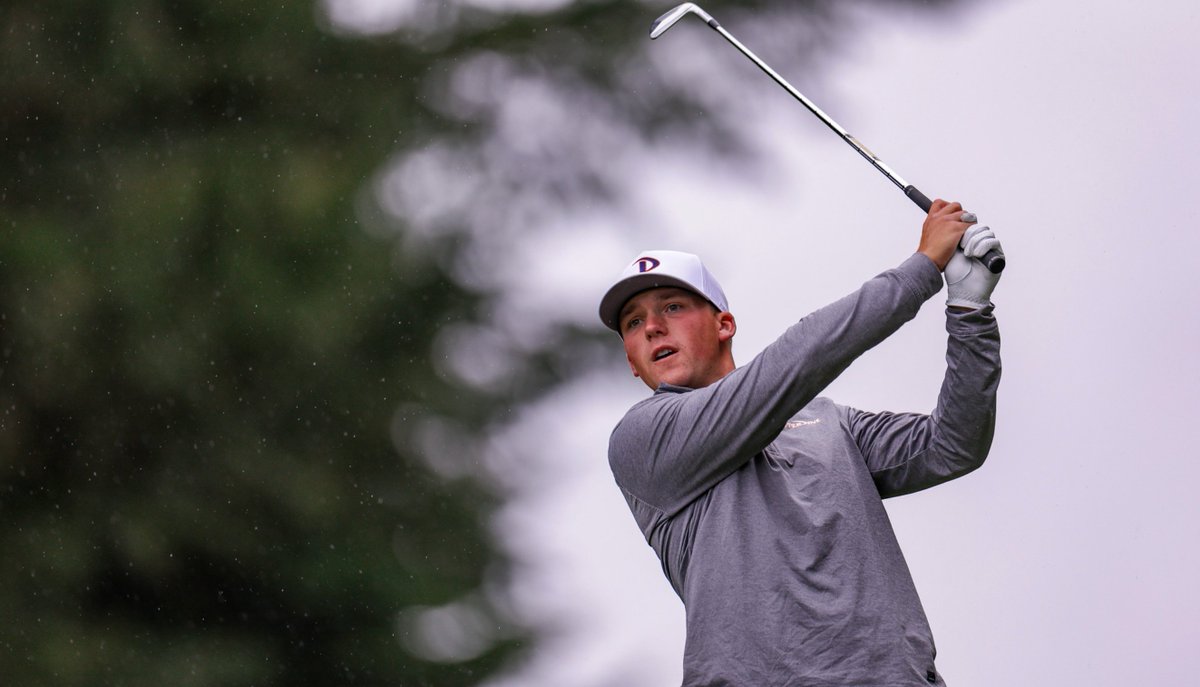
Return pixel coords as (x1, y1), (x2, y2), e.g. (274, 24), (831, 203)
(598, 249), (729, 332)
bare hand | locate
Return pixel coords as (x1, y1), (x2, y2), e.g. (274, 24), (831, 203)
(917, 199), (975, 271)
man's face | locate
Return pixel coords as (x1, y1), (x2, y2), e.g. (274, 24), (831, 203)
(619, 287), (736, 391)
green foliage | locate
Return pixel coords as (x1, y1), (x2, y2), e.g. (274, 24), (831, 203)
(0, 1), (510, 684)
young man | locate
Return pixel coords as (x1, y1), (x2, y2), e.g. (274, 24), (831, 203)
(597, 200), (1002, 686)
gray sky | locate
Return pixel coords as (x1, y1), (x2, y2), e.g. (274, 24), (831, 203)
(363, 0), (1200, 684)
(479, 1), (1200, 684)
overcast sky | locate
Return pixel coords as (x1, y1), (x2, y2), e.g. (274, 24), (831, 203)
(467, 1), (1200, 685)
(361, 0), (1200, 684)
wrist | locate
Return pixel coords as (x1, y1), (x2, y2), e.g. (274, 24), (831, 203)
(918, 248), (950, 272)
(946, 294), (993, 310)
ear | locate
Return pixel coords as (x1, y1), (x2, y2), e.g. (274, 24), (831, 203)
(716, 311), (736, 343)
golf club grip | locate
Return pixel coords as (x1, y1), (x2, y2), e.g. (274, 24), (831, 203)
(905, 185), (934, 213)
(904, 185), (1006, 274)
(978, 248), (1005, 274)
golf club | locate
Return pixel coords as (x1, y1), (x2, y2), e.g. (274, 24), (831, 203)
(650, 3), (1006, 274)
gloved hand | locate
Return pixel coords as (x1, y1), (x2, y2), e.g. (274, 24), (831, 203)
(945, 224), (1004, 309)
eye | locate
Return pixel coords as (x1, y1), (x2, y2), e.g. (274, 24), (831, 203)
(665, 302), (682, 313)
(624, 316), (642, 332)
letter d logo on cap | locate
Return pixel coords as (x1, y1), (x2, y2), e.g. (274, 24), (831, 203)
(635, 257), (661, 273)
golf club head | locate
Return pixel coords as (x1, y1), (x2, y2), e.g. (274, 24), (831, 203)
(650, 3), (716, 39)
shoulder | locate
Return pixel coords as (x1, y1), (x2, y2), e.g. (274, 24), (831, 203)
(611, 387), (687, 434)
(608, 394), (663, 460)
(607, 388), (690, 481)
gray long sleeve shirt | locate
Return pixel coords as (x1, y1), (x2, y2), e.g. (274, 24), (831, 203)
(608, 253), (1001, 686)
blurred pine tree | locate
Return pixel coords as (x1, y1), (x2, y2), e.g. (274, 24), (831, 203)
(0, 1), (513, 684)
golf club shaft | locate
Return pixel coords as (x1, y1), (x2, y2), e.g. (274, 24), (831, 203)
(662, 7), (1005, 274)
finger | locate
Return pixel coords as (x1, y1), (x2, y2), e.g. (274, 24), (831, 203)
(959, 211), (977, 224)
(938, 201), (963, 218)
(958, 224), (982, 251)
(967, 236), (1001, 258)
(963, 224), (992, 242)
(962, 226), (1001, 257)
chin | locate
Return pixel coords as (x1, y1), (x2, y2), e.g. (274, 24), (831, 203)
(659, 373), (692, 388)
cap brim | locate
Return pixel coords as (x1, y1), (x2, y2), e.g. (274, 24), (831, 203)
(598, 274), (707, 332)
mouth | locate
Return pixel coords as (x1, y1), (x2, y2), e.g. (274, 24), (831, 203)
(652, 347), (677, 363)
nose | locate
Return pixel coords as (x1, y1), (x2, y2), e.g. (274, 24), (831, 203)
(643, 312), (667, 338)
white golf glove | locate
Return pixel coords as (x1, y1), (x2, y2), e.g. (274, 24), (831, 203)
(945, 224), (1004, 309)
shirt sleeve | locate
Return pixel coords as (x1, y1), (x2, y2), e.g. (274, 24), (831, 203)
(845, 305), (1001, 498)
(609, 253), (945, 516)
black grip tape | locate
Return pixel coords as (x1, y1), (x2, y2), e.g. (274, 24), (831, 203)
(905, 185), (933, 213)
(980, 248), (1006, 274)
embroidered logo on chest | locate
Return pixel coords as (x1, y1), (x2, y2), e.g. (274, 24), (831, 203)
(784, 418), (822, 429)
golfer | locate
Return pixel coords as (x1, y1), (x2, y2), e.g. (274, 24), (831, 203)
(598, 200), (1002, 686)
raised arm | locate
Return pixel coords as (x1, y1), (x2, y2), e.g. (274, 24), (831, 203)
(846, 305), (1002, 497)
(849, 221), (1005, 496)
(609, 252), (944, 514)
